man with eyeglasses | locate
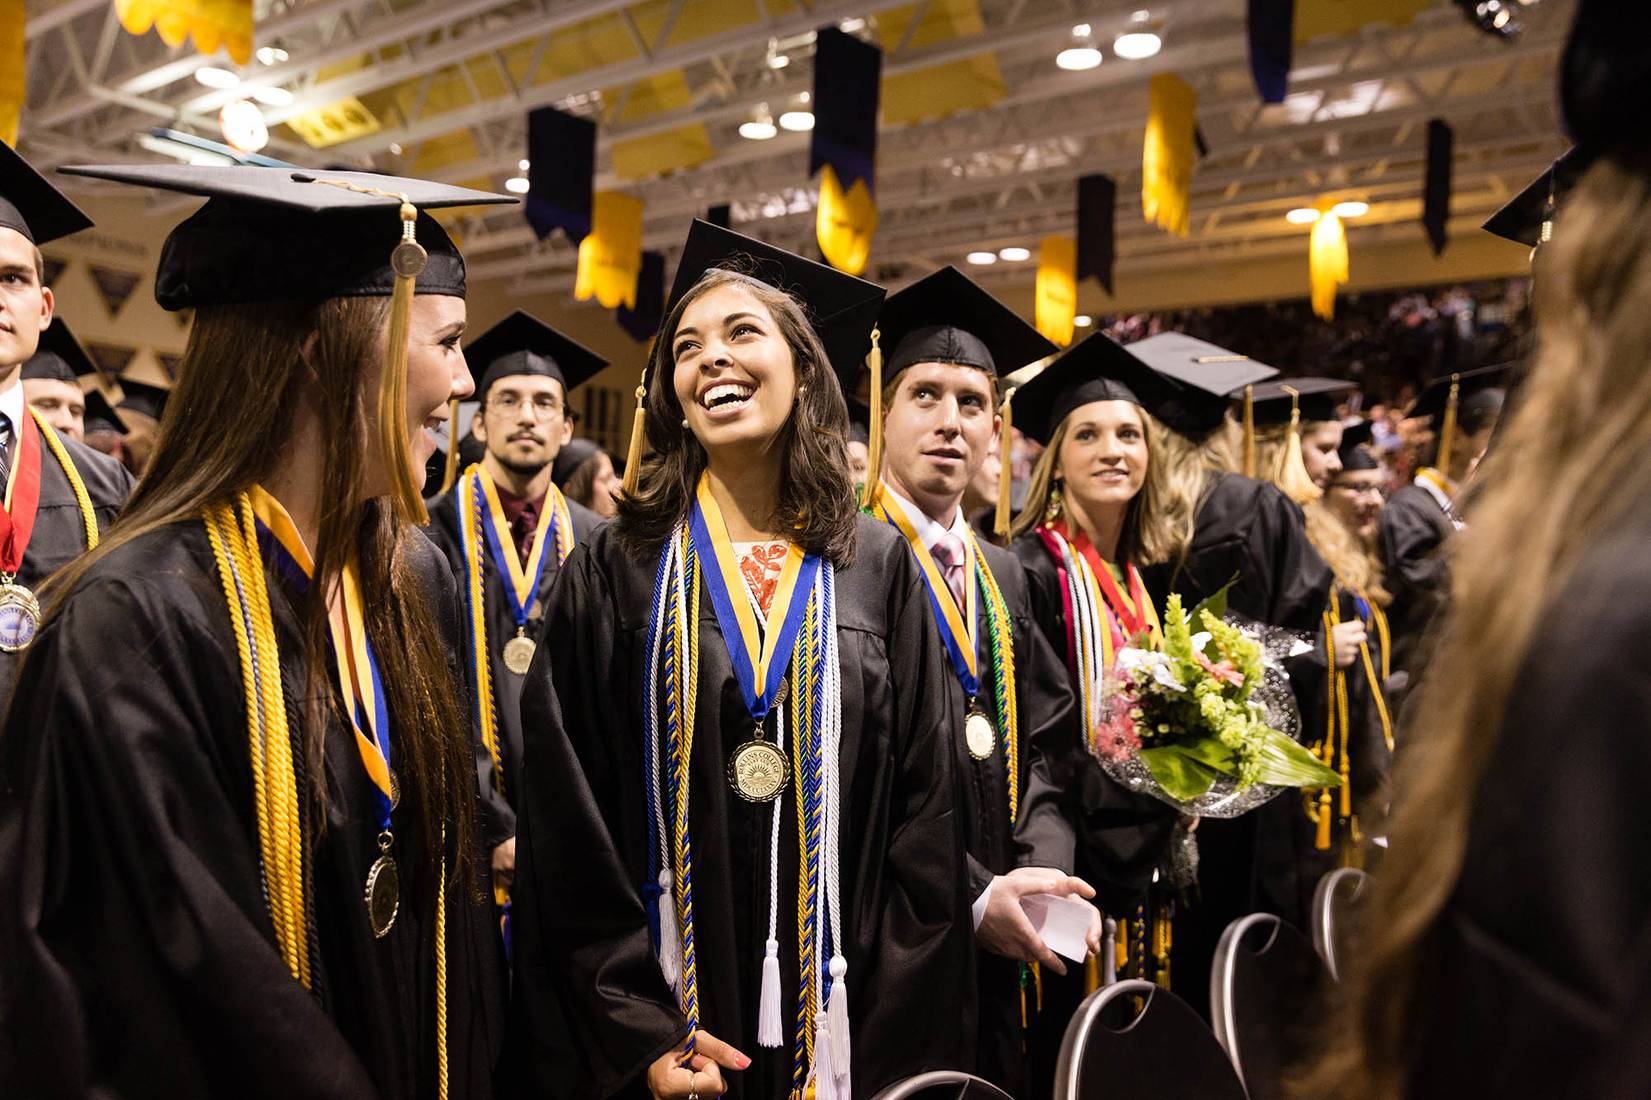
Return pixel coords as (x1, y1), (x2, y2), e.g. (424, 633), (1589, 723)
(423, 310), (608, 903)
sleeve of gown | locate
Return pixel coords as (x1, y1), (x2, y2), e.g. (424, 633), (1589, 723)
(0, 578), (378, 1099)
(1253, 486), (1335, 633)
(1011, 609), (1080, 875)
(1379, 498), (1449, 610)
(504, 542), (688, 1100)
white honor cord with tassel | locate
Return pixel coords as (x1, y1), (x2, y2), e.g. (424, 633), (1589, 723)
(743, 580), (787, 1050)
(821, 565), (852, 1097)
(647, 530), (684, 990)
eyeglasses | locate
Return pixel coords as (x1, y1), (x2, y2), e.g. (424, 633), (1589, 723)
(1329, 481), (1387, 500)
(488, 393), (564, 418)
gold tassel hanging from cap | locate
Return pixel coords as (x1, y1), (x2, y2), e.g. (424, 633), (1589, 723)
(1275, 385), (1322, 505)
(993, 386), (1017, 542)
(1434, 373), (1461, 476)
(382, 200), (430, 524)
(439, 397), (461, 494)
(1242, 385), (1257, 479)
(620, 360), (650, 499)
(859, 328), (885, 511)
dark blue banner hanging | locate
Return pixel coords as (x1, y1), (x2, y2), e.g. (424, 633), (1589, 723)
(1248, 0), (1294, 104)
(1423, 118), (1454, 257)
(525, 106), (595, 243)
(809, 27), (883, 193)
(1076, 174), (1117, 294)
(618, 250), (666, 342)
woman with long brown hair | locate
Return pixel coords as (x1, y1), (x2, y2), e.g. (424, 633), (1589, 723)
(1313, 4), (1651, 1094)
(507, 222), (968, 1100)
(0, 166), (511, 1097)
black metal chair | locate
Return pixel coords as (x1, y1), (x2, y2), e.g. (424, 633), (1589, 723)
(1053, 978), (1248, 1100)
(1211, 913), (1332, 1100)
(869, 1071), (1015, 1100)
(1311, 866), (1369, 981)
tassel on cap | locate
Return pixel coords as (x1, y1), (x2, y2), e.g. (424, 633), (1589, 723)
(1315, 789), (1333, 851)
(993, 386), (1017, 542)
(1435, 373), (1461, 476)
(858, 327), (884, 510)
(757, 939), (783, 1048)
(439, 397), (461, 493)
(1275, 385), (1322, 505)
(1242, 384), (1257, 479)
(621, 362), (649, 498)
(383, 200), (431, 524)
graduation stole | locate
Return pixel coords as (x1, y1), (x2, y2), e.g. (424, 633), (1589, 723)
(455, 463), (575, 804)
(872, 490), (1021, 824)
(202, 487), (451, 1096)
(0, 408), (99, 579)
(1413, 467), (1458, 518)
(643, 474), (853, 1100)
(1036, 523), (1161, 738)
(1311, 587), (1394, 855)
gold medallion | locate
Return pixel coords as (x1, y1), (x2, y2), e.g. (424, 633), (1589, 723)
(966, 708), (997, 761)
(728, 740), (790, 803)
(0, 582), (41, 654)
(365, 832), (400, 938)
(391, 239), (428, 278)
(503, 633), (537, 676)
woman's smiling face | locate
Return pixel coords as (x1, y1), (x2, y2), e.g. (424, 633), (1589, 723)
(671, 282), (798, 461)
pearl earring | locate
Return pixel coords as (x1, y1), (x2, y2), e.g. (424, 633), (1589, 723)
(681, 417), (690, 429)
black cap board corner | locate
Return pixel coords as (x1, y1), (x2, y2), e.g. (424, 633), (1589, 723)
(1246, 377), (1358, 427)
(1482, 148), (1587, 248)
(465, 309), (609, 399)
(1336, 420), (1379, 471)
(1406, 363), (1512, 428)
(0, 139), (94, 246)
(551, 436), (603, 487)
(1011, 330), (1164, 445)
(116, 377), (172, 422)
(1127, 331), (1279, 436)
(878, 265), (1057, 381)
(20, 316), (96, 382)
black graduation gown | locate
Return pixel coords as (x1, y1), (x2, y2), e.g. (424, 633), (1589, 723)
(422, 482), (604, 851)
(0, 433), (132, 692)
(0, 522), (504, 1099)
(1139, 473), (1334, 1018)
(1409, 502), (1651, 1097)
(1377, 482), (1455, 678)
(509, 515), (973, 1100)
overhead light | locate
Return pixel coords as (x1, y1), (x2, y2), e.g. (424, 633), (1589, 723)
(998, 246), (1031, 262)
(505, 176), (531, 194)
(1113, 31), (1162, 59)
(839, 16), (865, 32)
(248, 85), (293, 107)
(1056, 46), (1103, 71)
(966, 251), (998, 266)
(1072, 23), (1092, 37)
(778, 110), (815, 132)
(255, 46), (289, 66)
(768, 52), (790, 69)
(195, 66), (240, 89)
(740, 105), (778, 140)
(1074, 314), (1094, 328)
(1286, 206), (1321, 225)
(219, 99), (268, 154)
(388, 142), (403, 155)
(1331, 200), (1370, 218)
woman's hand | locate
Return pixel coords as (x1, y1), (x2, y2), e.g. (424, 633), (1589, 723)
(1330, 619), (1367, 669)
(646, 1030), (751, 1100)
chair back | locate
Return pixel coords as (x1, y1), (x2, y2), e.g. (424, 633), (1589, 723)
(1211, 913), (1331, 1100)
(1054, 979), (1248, 1100)
(869, 1071), (1015, 1100)
(1311, 866), (1370, 981)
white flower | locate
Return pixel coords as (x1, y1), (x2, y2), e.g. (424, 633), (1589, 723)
(1118, 647), (1186, 692)
(1191, 631), (1212, 654)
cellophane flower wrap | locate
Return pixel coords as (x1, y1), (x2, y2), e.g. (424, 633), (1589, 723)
(1090, 589), (1340, 817)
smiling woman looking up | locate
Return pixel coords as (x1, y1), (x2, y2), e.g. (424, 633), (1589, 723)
(506, 221), (971, 1100)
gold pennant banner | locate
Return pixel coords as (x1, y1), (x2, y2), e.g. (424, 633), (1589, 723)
(1309, 210), (1348, 321)
(1142, 73), (1196, 238)
(114, 0), (253, 65)
(574, 191), (644, 310)
(816, 164), (877, 276)
(1035, 236), (1077, 348)
(0, 0), (23, 146)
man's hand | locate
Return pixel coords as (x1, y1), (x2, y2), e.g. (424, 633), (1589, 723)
(646, 1030), (751, 1099)
(492, 837), (516, 887)
(976, 867), (1103, 975)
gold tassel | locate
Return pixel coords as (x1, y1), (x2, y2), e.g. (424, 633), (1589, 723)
(620, 364), (649, 499)
(1435, 374), (1461, 476)
(1242, 384), (1257, 478)
(439, 397), (461, 494)
(382, 201), (429, 525)
(1275, 386), (1321, 505)
(858, 327), (884, 510)
(1316, 789), (1333, 851)
(993, 385), (1017, 541)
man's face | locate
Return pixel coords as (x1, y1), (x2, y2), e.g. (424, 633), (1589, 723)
(474, 373), (572, 476)
(23, 377), (83, 440)
(0, 228), (52, 371)
(880, 362), (998, 516)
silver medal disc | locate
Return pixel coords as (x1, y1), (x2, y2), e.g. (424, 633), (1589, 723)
(965, 710), (996, 760)
(0, 583), (42, 653)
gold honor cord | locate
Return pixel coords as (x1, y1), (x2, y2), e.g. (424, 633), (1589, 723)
(31, 409), (98, 550)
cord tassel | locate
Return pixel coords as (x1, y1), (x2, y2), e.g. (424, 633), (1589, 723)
(859, 328), (884, 510)
(656, 868), (682, 990)
(812, 1021), (839, 1100)
(382, 201), (429, 524)
(993, 386), (1017, 542)
(827, 954), (851, 1080)
(621, 364), (649, 498)
(1276, 386), (1321, 505)
(1241, 383), (1257, 479)
(1435, 373), (1461, 476)
(757, 939), (783, 1047)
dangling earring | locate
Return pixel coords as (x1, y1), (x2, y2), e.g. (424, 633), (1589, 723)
(1045, 479), (1064, 524)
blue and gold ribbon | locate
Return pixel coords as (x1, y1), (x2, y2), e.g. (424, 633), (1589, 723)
(472, 466), (573, 632)
(872, 488), (979, 697)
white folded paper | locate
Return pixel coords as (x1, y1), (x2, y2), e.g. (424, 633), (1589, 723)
(1019, 892), (1093, 963)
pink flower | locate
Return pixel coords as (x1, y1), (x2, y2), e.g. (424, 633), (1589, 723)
(1196, 651), (1245, 689)
(1093, 710), (1143, 761)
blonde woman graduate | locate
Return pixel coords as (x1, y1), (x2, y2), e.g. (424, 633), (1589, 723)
(507, 221), (971, 1100)
(0, 165), (516, 1097)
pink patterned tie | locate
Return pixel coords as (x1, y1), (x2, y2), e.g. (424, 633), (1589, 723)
(931, 532), (967, 612)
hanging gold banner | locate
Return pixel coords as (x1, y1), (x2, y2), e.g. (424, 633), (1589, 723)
(816, 164), (877, 276)
(1309, 210), (1348, 321)
(1035, 236), (1077, 348)
(1142, 73), (1196, 238)
(114, 0), (253, 66)
(0, 0), (23, 146)
(574, 191), (644, 310)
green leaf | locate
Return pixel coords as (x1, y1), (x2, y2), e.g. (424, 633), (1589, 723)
(1175, 737), (1242, 775)
(1248, 729), (1344, 789)
(1141, 746), (1220, 800)
(1190, 576), (1239, 628)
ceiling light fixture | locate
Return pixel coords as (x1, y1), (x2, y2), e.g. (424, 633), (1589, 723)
(778, 110), (815, 132)
(219, 99), (268, 154)
(966, 251), (998, 265)
(740, 104), (778, 140)
(255, 46), (289, 66)
(505, 176), (531, 194)
(1113, 31), (1162, 59)
(1286, 206), (1322, 225)
(248, 85), (294, 107)
(1057, 45), (1103, 70)
(1331, 200), (1370, 218)
(194, 66), (240, 89)
(998, 246), (1031, 261)
(1074, 314), (1094, 328)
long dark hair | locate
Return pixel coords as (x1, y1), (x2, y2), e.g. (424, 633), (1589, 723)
(42, 295), (474, 888)
(616, 267), (859, 565)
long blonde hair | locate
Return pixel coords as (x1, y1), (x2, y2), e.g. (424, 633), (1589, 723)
(1303, 499), (1390, 606)
(1305, 153), (1651, 1097)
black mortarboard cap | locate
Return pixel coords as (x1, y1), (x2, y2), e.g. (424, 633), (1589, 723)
(57, 164), (513, 310)
(0, 139), (93, 246)
(1482, 149), (1586, 248)
(1011, 330), (1168, 445)
(668, 219), (885, 394)
(879, 266), (1055, 379)
(1559, 0), (1651, 164)
(1246, 377), (1357, 427)
(116, 377), (171, 422)
(1127, 332), (1279, 436)
(466, 310), (608, 400)
(1406, 364), (1510, 429)
(20, 317), (96, 383)
(552, 436), (602, 487)
(846, 398), (870, 446)
(1336, 420), (1380, 471)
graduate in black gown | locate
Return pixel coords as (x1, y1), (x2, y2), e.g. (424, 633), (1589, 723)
(20, 317), (127, 444)
(0, 142), (132, 689)
(1312, 6), (1651, 1093)
(0, 164), (517, 1097)
(865, 266), (1089, 1096)
(507, 221), (971, 1100)
(423, 310), (608, 898)
(1377, 365), (1506, 680)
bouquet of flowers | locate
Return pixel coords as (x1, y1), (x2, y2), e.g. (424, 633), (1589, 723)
(1090, 590), (1341, 817)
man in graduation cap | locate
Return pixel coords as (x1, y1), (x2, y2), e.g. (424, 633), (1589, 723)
(0, 140), (133, 681)
(864, 266), (1092, 1095)
(1379, 364), (1508, 677)
(422, 308), (608, 899)
(20, 316), (128, 443)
